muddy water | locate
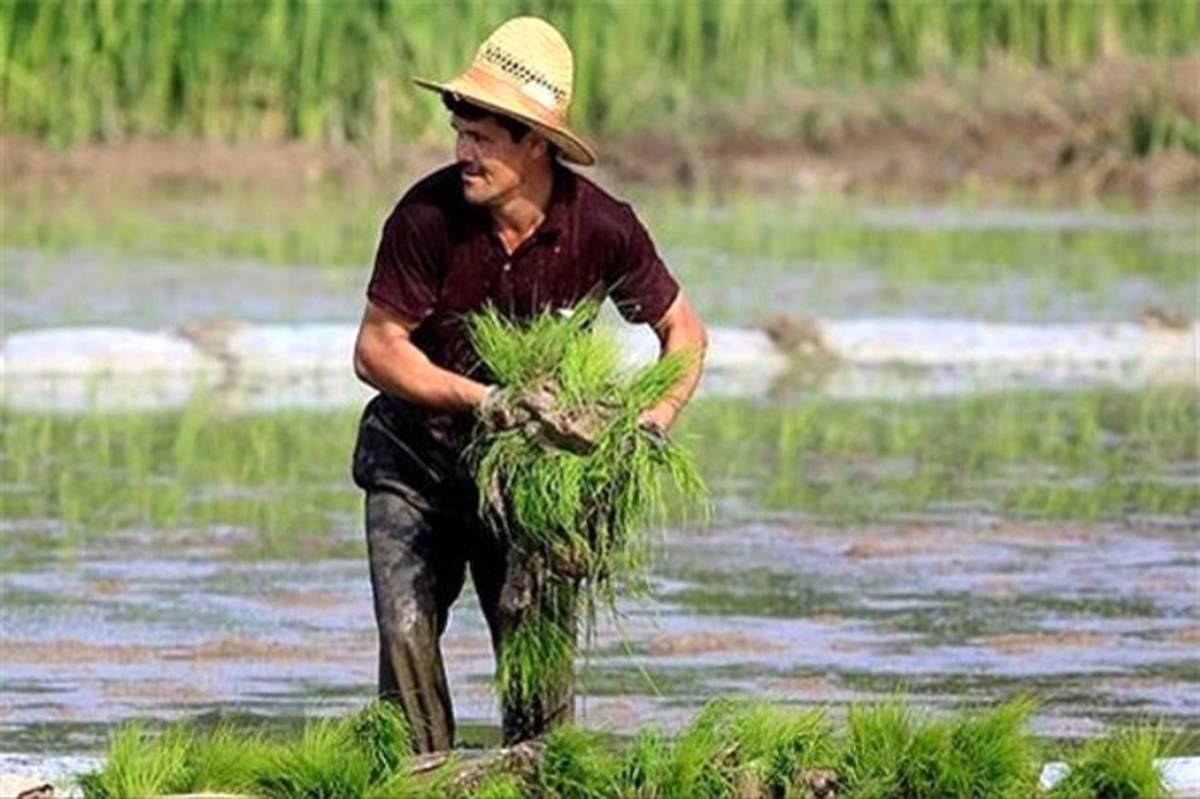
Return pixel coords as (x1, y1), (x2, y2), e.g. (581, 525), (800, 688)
(2, 515), (1196, 758)
(3, 201), (1194, 331)
(3, 195), (1197, 772)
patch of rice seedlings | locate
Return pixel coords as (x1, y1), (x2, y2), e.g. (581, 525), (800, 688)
(1049, 724), (1176, 799)
(184, 724), (272, 795)
(78, 724), (192, 799)
(538, 726), (620, 799)
(471, 772), (528, 799)
(254, 717), (375, 799)
(719, 700), (836, 795)
(468, 301), (707, 714)
(840, 701), (919, 799)
(839, 698), (1039, 799)
(903, 698), (1039, 799)
(81, 699), (1184, 799)
(613, 728), (672, 797)
(81, 704), (419, 799)
(649, 701), (736, 799)
(349, 700), (416, 781)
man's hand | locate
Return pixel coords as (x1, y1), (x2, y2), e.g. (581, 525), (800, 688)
(476, 385), (531, 432)
(639, 404), (676, 434)
(477, 379), (613, 454)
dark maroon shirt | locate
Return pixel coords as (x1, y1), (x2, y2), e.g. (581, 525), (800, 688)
(365, 161), (680, 448)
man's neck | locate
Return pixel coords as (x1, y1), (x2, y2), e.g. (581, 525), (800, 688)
(490, 162), (554, 254)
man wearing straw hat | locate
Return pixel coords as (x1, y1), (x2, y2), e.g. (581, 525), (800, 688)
(351, 16), (707, 752)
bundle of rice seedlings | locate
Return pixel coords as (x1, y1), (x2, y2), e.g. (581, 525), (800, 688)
(79, 703), (417, 799)
(1049, 724), (1175, 799)
(467, 301), (706, 717)
(839, 698), (1039, 799)
(78, 724), (193, 799)
(538, 726), (621, 799)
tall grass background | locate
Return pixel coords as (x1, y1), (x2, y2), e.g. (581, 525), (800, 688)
(2, 0), (1197, 148)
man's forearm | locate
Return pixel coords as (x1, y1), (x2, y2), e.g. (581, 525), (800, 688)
(651, 332), (704, 422)
(644, 295), (707, 429)
(356, 337), (488, 413)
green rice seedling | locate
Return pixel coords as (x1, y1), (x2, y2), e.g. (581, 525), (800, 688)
(79, 724), (192, 799)
(538, 726), (621, 799)
(496, 581), (579, 716)
(255, 717), (375, 799)
(721, 701), (836, 796)
(468, 301), (706, 713)
(651, 700), (737, 799)
(348, 700), (415, 781)
(471, 772), (529, 799)
(183, 724), (273, 795)
(613, 729), (672, 798)
(902, 698), (1039, 799)
(1049, 724), (1176, 799)
(839, 702), (916, 799)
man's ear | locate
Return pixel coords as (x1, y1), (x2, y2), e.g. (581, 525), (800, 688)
(528, 132), (550, 161)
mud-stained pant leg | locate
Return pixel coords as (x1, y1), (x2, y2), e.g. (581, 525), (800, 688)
(366, 490), (466, 753)
(469, 522), (576, 744)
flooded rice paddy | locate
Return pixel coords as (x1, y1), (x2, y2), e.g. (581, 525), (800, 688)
(2, 390), (1197, 762)
(1, 189), (1197, 769)
(4, 192), (1197, 331)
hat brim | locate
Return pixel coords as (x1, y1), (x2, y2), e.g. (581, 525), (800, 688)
(414, 75), (596, 166)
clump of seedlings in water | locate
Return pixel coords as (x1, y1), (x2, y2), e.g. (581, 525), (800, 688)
(466, 301), (707, 712)
(81, 697), (1177, 798)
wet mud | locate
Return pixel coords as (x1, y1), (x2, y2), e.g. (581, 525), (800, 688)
(2, 517), (1195, 758)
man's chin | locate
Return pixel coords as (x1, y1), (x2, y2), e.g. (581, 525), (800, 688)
(461, 182), (489, 206)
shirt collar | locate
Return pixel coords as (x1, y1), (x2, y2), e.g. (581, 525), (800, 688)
(535, 162), (574, 242)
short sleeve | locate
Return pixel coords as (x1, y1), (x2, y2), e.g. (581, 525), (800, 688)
(366, 207), (442, 323)
(606, 204), (680, 325)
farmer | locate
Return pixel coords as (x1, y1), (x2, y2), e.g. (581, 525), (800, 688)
(351, 16), (706, 753)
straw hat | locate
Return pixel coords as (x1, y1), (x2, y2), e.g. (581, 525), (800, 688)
(413, 16), (597, 166)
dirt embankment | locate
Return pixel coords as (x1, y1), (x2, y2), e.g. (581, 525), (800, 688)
(3, 57), (1197, 201)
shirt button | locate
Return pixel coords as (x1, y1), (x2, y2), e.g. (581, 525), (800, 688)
(502, 262), (511, 272)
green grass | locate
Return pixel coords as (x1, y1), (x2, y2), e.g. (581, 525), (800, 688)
(684, 387), (1200, 524)
(3, 1), (1196, 147)
(0, 399), (362, 549)
(2, 387), (1194, 561)
(1050, 725), (1177, 799)
(80, 697), (1179, 799)
(80, 702), (419, 799)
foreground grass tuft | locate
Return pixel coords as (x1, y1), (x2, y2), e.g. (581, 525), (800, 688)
(1050, 724), (1176, 799)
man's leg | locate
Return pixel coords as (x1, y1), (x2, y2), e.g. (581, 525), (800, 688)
(366, 490), (466, 753)
(470, 525), (576, 743)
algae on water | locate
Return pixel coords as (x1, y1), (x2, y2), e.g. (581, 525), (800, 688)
(466, 301), (706, 715)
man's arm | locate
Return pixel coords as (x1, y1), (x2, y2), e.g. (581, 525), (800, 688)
(353, 299), (488, 412)
(640, 292), (707, 431)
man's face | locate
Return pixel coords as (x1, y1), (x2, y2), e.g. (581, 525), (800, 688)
(451, 113), (545, 206)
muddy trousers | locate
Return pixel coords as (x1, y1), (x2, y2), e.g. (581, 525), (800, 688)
(365, 489), (575, 752)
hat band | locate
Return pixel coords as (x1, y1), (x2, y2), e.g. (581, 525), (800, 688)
(459, 63), (566, 129)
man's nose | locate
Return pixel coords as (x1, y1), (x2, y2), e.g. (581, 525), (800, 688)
(455, 133), (478, 165)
